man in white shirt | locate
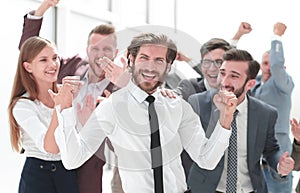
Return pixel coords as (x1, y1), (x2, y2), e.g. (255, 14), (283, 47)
(51, 32), (238, 193)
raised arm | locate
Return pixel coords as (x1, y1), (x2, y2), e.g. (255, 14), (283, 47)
(232, 22), (252, 41)
(269, 22), (294, 93)
(231, 22), (252, 48)
(19, 0), (59, 49)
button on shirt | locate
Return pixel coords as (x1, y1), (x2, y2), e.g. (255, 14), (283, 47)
(55, 80), (231, 193)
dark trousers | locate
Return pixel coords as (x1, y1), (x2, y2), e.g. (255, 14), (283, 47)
(19, 157), (79, 193)
(77, 154), (105, 193)
(77, 141), (106, 193)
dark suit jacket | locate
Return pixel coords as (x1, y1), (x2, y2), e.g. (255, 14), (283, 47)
(19, 12), (119, 193)
(19, 12), (88, 84)
(175, 77), (206, 101)
(292, 141), (300, 193)
(187, 91), (281, 193)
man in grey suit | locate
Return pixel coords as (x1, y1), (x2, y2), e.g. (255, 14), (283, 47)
(251, 22), (294, 193)
(187, 48), (294, 193)
(174, 22), (252, 180)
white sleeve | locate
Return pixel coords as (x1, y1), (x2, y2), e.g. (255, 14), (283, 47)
(179, 101), (231, 170)
(13, 100), (48, 154)
(55, 99), (114, 169)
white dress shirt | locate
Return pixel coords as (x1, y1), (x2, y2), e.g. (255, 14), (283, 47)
(73, 71), (110, 129)
(74, 71), (110, 105)
(13, 93), (61, 161)
(55, 80), (231, 193)
(216, 97), (254, 193)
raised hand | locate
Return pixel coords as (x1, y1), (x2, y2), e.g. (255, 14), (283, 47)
(48, 82), (73, 111)
(99, 57), (126, 82)
(35, 0), (60, 16)
(100, 56), (130, 88)
(273, 22), (287, 36)
(213, 90), (238, 129)
(62, 76), (83, 98)
(232, 22), (252, 41)
(77, 94), (96, 126)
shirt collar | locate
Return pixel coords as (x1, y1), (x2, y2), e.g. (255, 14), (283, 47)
(82, 71), (110, 87)
(237, 95), (248, 115)
(204, 78), (217, 92)
(81, 71), (89, 83)
(127, 79), (159, 104)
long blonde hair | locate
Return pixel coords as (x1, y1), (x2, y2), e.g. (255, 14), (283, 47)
(8, 36), (58, 152)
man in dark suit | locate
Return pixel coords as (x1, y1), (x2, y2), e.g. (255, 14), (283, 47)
(174, 22), (252, 180)
(187, 48), (294, 193)
(18, 1), (122, 193)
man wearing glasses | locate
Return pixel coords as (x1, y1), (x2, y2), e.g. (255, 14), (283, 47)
(174, 22), (252, 101)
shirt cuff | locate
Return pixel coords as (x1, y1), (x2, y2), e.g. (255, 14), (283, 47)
(230, 39), (239, 48)
(216, 122), (232, 143)
(54, 105), (76, 141)
(61, 107), (77, 127)
(27, 11), (43, 20)
(271, 34), (282, 41)
(54, 106), (76, 152)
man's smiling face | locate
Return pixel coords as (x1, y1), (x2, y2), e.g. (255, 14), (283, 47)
(131, 44), (170, 94)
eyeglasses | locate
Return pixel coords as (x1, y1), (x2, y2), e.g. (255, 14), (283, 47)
(201, 59), (223, 68)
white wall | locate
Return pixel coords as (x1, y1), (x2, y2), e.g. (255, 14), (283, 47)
(176, 0), (300, 119)
(0, 0), (55, 192)
(1, 0), (299, 192)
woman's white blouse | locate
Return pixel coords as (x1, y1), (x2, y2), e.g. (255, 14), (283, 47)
(13, 96), (61, 161)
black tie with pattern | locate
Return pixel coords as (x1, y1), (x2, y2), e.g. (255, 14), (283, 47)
(226, 110), (239, 193)
(146, 95), (164, 193)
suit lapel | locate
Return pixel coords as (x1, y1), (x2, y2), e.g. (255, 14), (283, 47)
(247, 96), (259, 165)
(198, 91), (219, 138)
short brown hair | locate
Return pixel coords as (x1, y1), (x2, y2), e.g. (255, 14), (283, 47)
(126, 33), (177, 71)
(87, 24), (117, 47)
(223, 49), (260, 79)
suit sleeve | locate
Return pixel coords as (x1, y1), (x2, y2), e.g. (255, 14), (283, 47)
(178, 99), (230, 170)
(263, 106), (281, 170)
(270, 40), (294, 94)
(175, 79), (197, 101)
(19, 12), (43, 49)
(292, 141), (300, 170)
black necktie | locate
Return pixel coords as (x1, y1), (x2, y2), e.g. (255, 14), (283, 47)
(226, 110), (239, 193)
(146, 95), (164, 193)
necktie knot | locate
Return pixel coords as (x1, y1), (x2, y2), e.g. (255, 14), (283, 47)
(146, 95), (155, 104)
